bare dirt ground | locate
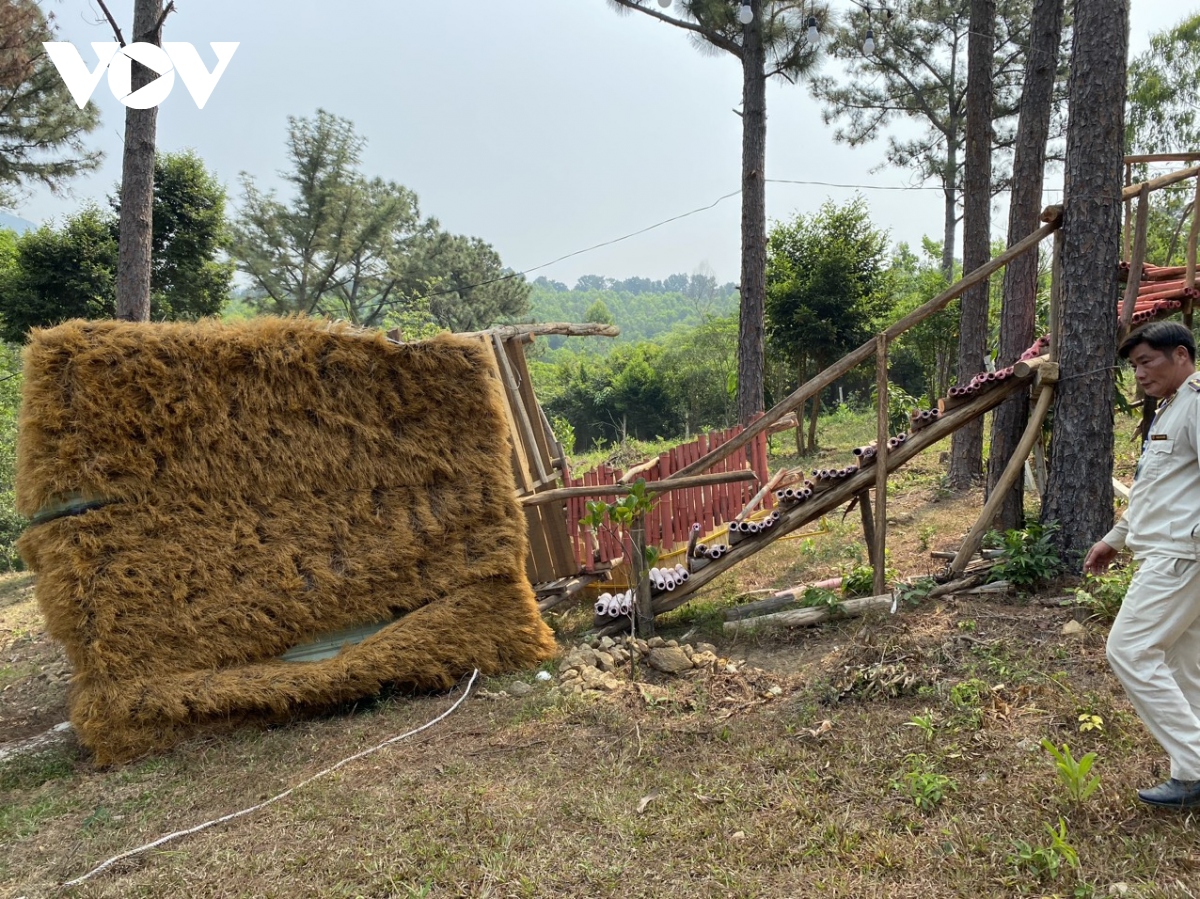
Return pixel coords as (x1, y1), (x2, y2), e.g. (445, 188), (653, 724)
(3, 440), (1198, 898)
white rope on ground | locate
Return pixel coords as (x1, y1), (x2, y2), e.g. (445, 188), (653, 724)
(62, 669), (479, 889)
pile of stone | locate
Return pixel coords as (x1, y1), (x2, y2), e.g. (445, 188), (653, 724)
(554, 634), (730, 696)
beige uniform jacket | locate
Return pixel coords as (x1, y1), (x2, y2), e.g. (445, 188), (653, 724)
(1104, 371), (1200, 560)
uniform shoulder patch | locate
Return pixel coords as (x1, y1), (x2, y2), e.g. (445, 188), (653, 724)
(1188, 372), (1200, 392)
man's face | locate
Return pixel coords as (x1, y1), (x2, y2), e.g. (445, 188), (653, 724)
(1127, 342), (1195, 398)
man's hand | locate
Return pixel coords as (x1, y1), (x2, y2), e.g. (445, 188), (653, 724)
(1083, 540), (1118, 577)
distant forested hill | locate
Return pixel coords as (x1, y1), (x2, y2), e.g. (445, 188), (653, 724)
(529, 273), (738, 347)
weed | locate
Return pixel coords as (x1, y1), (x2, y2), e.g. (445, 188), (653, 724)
(799, 586), (843, 615)
(1041, 740), (1100, 803)
(948, 678), (989, 710)
(1006, 818), (1079, 883)
(987, 521), (1063, 591)
(843, 561), (898, 597)
(896, 576), (936, 607)
(0, 747), (76, 792)
(1077, 714), (1104, 734)
(903, 710), (937, 744)
(1073, 566), (1136, 623)
(893, 754), (956, 812)
(917, 525), (937, 552)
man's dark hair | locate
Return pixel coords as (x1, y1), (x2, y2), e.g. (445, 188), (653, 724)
(1118, 321), (1197, 362)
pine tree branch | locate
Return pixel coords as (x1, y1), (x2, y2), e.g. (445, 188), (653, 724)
(608, 0), (741, 56)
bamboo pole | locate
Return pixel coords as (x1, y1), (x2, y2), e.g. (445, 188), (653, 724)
(455, 322), (620, 340)
(873, 335), (889, 595)
(519, 469), (756, 506)
(664, 218), (1062, 482)
(492, 334), (550, 485)
(1119, 184), (1151, 338)
(632, 513), (653, 638)
(736, 468), (787, 522)
(859, 489), (876, 567)
(948, 384), (1056, 577)
(1123, 153), (1200, 164)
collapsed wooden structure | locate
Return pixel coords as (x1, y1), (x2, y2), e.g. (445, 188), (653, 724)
(518, 153), (1199, 634)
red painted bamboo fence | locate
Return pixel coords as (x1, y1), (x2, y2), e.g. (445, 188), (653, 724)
(564, 422), (771, 571)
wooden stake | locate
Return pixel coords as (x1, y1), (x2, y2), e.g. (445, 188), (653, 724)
(873, 335), (889, 595)
(1119, 184), (1151, 338)
(949, 384), (1055, 577)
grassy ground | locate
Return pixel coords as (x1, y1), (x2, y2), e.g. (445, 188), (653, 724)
(3, 409), (1196, 899)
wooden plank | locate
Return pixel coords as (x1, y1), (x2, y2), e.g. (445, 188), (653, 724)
(1122, 165), (1200, 200)
(510, 341), (559, 477)
(723, 593), (894, 633)
(1124, 153), (1200, 164)
(658, 452), (674, 550)
(492, 334), (548, 485)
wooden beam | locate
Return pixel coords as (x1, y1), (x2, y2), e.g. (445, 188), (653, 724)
(949, 384), (1055, 577)
(1122, 166), (1200, 200)
(1123, 153), (1200, 164)
(493, 334), (549, 485)
(457, 322), (620, 340)
(723, 593), (893, 633)
(519, 469), (756, 506)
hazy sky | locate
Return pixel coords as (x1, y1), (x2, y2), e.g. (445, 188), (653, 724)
(14, 0), (1193, 287)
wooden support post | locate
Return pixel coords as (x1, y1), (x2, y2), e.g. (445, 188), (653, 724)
(1123, 161), (1133, 261)
(1119, 184), (1151, 338)
(859, 489), (877, 567)
(1186, 175), (1199, 302)
(949, 384), (1056, 577)
(873, 335), (889, 595)
(632, 512), (654, 638)
(1050, 229), (1063, 365)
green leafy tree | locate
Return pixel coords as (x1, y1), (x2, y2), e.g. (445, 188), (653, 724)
(232, 109), (526, 331)
(886, 239), (959, 404)
(1126, 13), (1200, 154)
(765, 196), (891, 451)
(584, 298), (615, 326)
(607, 0), (824, 423)
(0, 0), (102, 209)
(0, 152), (232, 341)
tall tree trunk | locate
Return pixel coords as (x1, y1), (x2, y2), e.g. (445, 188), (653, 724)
(807, 391), (820, 453)
(940, 37), (961, 282)
(736, 1), (767, 424)
(986, 0), (1065, 530)
(794, 355), (806, 454)
(948, 0), (994, 490)
(115, 0), (164, 322)
(1042, 0), (1127, 568)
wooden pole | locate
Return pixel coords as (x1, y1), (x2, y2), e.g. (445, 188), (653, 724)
(1119, 183), (1151, 338)
(519, 469), (756, 506)
(632, 512), (654, 638)
(1121, 165), (1200, 200)
(873, 335), (889, 595)
(949, 383), (1056, 577)
(664, 218), (1061, 482)
(1186, 175), (1199, 295)
(724, 592), (893, 632)
(1123, 161), (1133, 261)
(1049, 230), (1063, 364)
(858, 489), (876, 567)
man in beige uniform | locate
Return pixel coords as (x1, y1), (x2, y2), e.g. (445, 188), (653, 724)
(1086, 321), (1200, 808)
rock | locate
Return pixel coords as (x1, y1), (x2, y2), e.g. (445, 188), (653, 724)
(560, 669), (580, 682)
(508, 681), (534, 697)
(1107, 884), (1130, 897)
(725, 663), (740, 674)
(730, 831), (746, 841)
(681, 644), (695, 659)
(564, 646), (599, 670)
(648, 636), (666, 649)
(1061, 620), (1086, 637)
(666, 639), (679, 648)
(648, 646), (694, 675)
(535, 670), (553, 682)
(696, 642), (718, 656)
(691, 651), (719, 669)
(635, 640), (650, 655)
(611, 647), (630, 665)
(597, 673), (622, 692)
(599, 636), (615, 650)
(595, 651), (616, 673)
(767, 685), (784, 697)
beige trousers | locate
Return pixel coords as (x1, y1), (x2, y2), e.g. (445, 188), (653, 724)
(1107, 554), (1200, 781)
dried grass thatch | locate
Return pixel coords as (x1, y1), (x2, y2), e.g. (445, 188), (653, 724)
(16, 318), (555, 764)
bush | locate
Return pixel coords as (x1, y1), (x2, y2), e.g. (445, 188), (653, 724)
(987, 522), (1062, 591)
